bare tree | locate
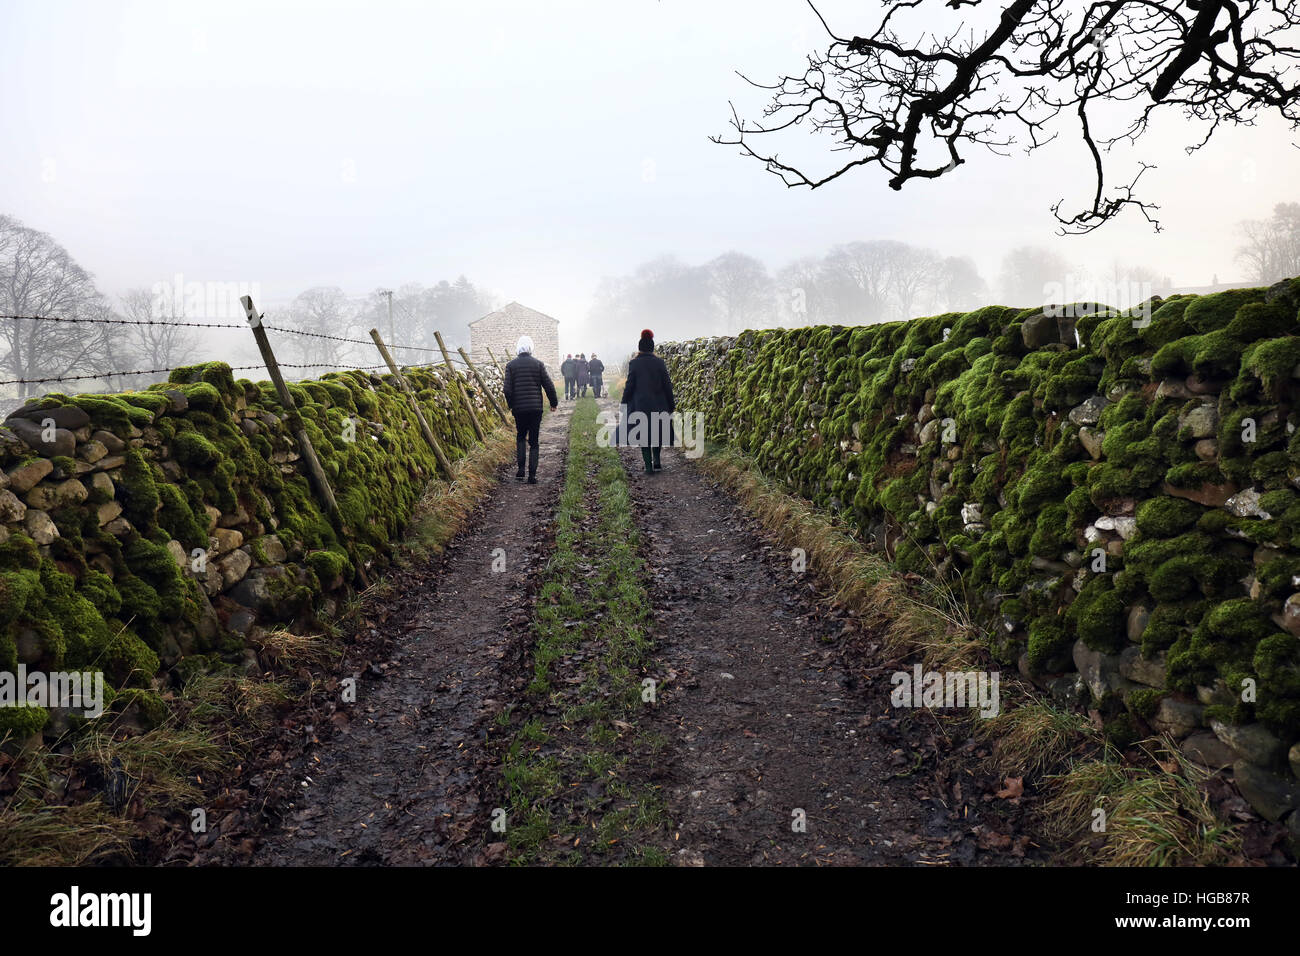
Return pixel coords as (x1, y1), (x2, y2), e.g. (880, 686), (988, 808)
(716, 1), (1300, 233)
(354, 276), (495, 360)
(357, 284), (425, 354)
(934, 256), (988, 311)
(423, 276), (497, 351)
(775, 256), (834, 326)
(593, 242), (987, 338)
(822, 241), (897, 323)
(1000, 245), (1072, 305)
(822, 240), (942, 323)
(889, 245), (944, 320)
(0, 215), (112, 398)
(114, 287), (200, 384)
(1237, 201), (1300, 282)
(707, 251), (775, 334)
(277, 286), (360, 370)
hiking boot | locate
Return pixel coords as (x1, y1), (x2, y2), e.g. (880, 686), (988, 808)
(527, 476), (538, 484)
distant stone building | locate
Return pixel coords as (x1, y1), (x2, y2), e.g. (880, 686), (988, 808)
(469, 302), (561, 372)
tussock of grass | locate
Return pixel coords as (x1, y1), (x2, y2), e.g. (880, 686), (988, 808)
(0, 800), (133, 866)
(0, 628), (307, 866)
(177, 670), (291, 737)
(71, 725), (232, 811)
(978, 700), (1097, 777)
(251, 629), (340, 670)
(1040, 741), (1240, 866)
(888, 594), (987, 672)
(0, 675), (246, 865)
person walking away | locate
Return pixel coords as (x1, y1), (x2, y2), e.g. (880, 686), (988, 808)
(574, 354), (590, 398)
(620, 329), (674, 474)
(588, 353), (605, 398)
(560, 354), (576, 400)
(503, 335), (558, 484)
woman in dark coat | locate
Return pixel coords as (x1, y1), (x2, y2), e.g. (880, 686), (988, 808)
(620, 329), (674, 474)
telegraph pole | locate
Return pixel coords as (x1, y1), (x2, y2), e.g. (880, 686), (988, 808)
(380, 289), (394, 343)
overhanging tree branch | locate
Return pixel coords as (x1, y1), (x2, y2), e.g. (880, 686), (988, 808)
(713, 0), (1300, 233)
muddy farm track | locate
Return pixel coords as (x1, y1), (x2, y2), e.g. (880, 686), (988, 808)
(192, 409), (571, 866)
(612, 398), (1034, 866)
(186, 397), (1037, 867)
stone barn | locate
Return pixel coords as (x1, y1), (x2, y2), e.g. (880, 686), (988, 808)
(469, 302), (561, 372)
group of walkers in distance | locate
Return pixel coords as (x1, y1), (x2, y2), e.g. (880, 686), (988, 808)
(560, 352), (604, 399)
(501, 328), (675, 482)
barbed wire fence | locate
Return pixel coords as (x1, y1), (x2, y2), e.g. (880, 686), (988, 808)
(0, 312), (476, 394)
(0, 303), (508, 547)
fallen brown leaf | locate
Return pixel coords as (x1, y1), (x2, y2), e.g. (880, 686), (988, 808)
(995, 776), (1024, 800)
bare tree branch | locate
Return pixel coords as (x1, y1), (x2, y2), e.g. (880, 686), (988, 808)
(714, 0), (1300, 232)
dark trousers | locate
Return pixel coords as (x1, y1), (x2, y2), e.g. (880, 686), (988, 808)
(514, 409), (542, 476)
(620, 411), (668, 473)
(591, 375), (602, 398)
(564, 377), (575, 399)
(578, 381), (588, 397)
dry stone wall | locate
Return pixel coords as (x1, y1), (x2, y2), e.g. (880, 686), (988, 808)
(0, 360), (499, 740)
(661, 279), (1300, 826)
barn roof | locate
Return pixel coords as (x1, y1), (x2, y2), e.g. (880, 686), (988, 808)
(469, 301), (559, 327)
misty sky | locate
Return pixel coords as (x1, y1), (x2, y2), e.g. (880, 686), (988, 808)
(2, 0), (1297, 352)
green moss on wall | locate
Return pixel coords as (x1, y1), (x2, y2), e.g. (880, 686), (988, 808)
(662, 279), (1300, 740)
(0, 359), (499, 720)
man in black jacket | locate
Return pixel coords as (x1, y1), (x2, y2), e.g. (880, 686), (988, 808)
(574, 354), (590, 398)
(560, 354), (576, 400)
(588, 354), (605, 398)
(620, 329), (675, 474)
(503, 336), (559, 483)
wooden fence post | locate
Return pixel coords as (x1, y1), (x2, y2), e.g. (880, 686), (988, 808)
(485, 346), (507, 378)
(433, 331), (485, 443)
(369, 328), (456, 479)
(240, 295), (369, 587)
(458, 346), (507, 423)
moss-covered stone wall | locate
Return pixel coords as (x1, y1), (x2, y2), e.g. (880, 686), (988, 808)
(0, 360), (500, 738)
(662, 279), (1300, 822)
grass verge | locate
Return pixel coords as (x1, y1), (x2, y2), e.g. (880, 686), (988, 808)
(496, 397), (669, 865)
